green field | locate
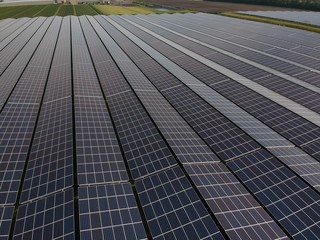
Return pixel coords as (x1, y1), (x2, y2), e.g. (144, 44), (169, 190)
(56, 5), (75, 16)
(74, 5), (98, 16)
(0, 4), (191, 20)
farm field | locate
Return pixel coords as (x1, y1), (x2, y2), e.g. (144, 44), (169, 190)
(0, 4), (190, 19)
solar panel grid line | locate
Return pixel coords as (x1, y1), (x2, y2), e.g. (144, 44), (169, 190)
(110, 16), (294, 152)
(0, 17), (52, 110)
(84, 15), (178, 180)
(191, 13), (319, 49)
(0, 17), (47, 76)
(0, 18), (15, 32)
(137, 15), (320, 95)
(0, 17), (62, 206)
(78, 183), (147, 240)
(155, 14), (320, 73)
(0, 18), (37, 52)
(0, 18), (30, 42)
(253, 75), (320, 115)
(184, 163), (288, 239)
(86, 16), (220, 165)
(119, 16), (320, 128)
(135, 166), (225, 240)
(227, 149), (320, 238)
(70, 16), (129, 186)
(0, 206), (14, 240)
(83, 16), (230, 238)
(13, 189), (74, 240)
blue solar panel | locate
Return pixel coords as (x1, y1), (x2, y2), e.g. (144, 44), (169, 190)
(79, 183), (147, 240)
(136, 166), (224, 240)
(0, 206), (14, 240)
(1, 13), (320, 240)
(71, 16), (128, 185)
(228, 149), (320, 238)
(185, 163), (287, 239)
(13, 189), (74, 240)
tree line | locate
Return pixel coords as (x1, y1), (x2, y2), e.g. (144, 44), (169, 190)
(207, 0), (320, 11)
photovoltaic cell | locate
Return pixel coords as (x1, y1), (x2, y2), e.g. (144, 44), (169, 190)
(255, 75), (320, 114)
(303, 140), (320, 163)
(71, 16), (128, 185)
(212, 79), (320, 146)
(136, 91), (220, 164)
(0, 206), (14, 240)
(0, 103), (38, 204)
(136, 166), (224, 240)
(185, 163), (288, 240)
(13, 189), (74, 240)
(82, 16), (178, 179)
(0, 17), (52, 109)
(20, 98), (73, 203)
(0, 18), (61, 205)
(162, 84), (260, 161)
(78, 183), (147, 240)
(75, 97), (128, 184)
(269, 147), (320, 191)
(18, 18), (69, 203)
(88, 16), (219, 164)
(106, 92), (177, 179)
(228, 149), (320, 238)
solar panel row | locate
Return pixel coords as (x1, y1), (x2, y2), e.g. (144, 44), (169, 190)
(1, 13), (320, 240)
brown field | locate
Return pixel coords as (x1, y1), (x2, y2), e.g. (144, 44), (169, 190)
(142, 0), (296, 12)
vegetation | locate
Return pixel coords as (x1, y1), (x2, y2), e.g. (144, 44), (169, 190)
(92, 5), (156, 15)
(37, 5), (61, 17)
(56, 5), (75, 16)
(221, 12), (320, 34)
(0, 6), (33, 19)
(207, 0), (320, 11)
(0, 4), (191, 19)
(74, 5), (98, 16)
(12, 5), (47, 18)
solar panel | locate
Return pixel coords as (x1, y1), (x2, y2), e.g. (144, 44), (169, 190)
(0, 18), (36, 52)
(106, 91), (178, 179)
(212, 79), (320, 146)
(71, 16), (128, 185)
(0, 18), (61, 205)
(303, 140), (320, 163)
(20, 17), (73, 203)
(269, 147), (320, 191)
(82, 16), (178, 179)
(255, 75), (320, 114)
(0, 17), (52, 109)
(136, 166), (224, 240)
(0, 17), (29, 42)
(228, 149), (320, 238)
(1, 13), (320, 240)
(75, 97), (128, 184)
(185, 163), (287, 239)
(161, 84), (260, 161)
(294, 71), (320, 88)
(85, 16), (219, 165)
(78, 183), (147, 240)
(13, 189), (74, 240)
(0, 207), (14, 240)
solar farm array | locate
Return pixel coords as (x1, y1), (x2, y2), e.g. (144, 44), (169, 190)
(0, 13), (320, 240)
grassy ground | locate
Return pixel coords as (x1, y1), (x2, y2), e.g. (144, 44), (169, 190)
(220, 12), (320, 34)
(0, 4), (191, 20)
